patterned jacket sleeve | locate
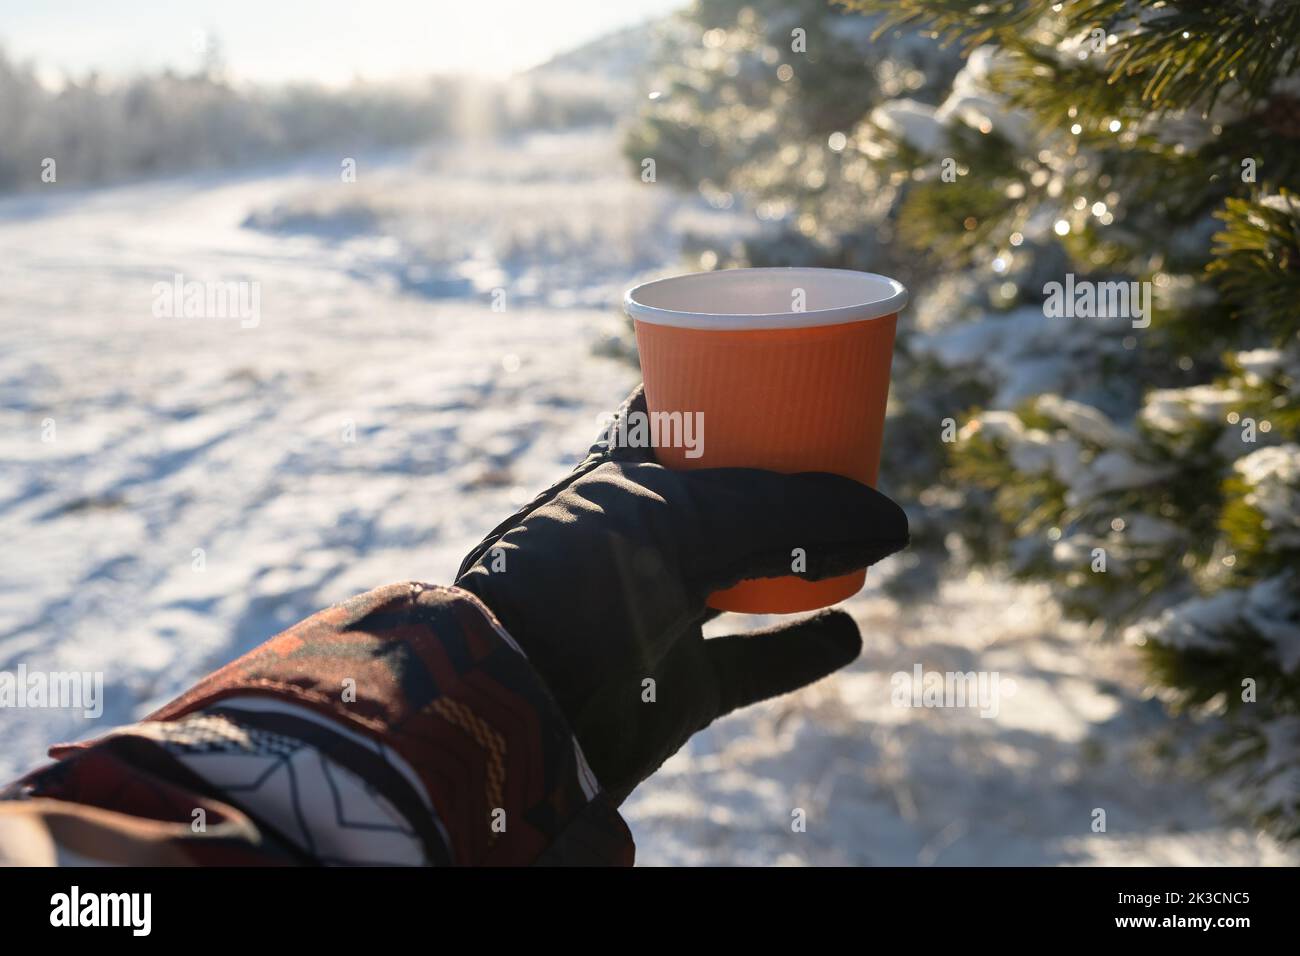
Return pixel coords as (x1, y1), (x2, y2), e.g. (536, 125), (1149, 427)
(0, 582), (635, 866)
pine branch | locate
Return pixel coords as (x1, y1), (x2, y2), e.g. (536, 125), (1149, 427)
(843, 0), (1300, 113)
(1209, 190), (1300, 342)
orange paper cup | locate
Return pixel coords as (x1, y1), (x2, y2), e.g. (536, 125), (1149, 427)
(625, 267), (906, 614)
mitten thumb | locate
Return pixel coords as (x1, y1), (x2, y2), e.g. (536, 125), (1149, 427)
(703, 609), (863, 719)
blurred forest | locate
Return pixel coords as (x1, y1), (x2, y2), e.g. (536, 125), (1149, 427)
(0, 39), (629, 193)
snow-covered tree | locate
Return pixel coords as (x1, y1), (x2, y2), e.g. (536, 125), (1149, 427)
(631, 0), (1300, 837)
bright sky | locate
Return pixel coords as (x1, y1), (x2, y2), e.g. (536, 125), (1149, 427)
(0, 0), (685, 83)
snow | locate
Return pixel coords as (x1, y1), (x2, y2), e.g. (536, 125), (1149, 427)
(959, 409), (1024, 443)
(633, 575), (1297, 865)
(1231, 443), (1300, 551)
(869, 99), (945, 154)
(1049, 434), (1086, 485)
(1035, 394), (1141, 452)
(1141, 385), (1244, 434)
(913, 305), (1131, 410)
(1, 128), (1294, 866)
(1008, 428), (1054, 473)
(1127, 572), (1300, 675)
(1241, 576), (1300, 675)
(1117, 513), (1184, 548)
(1235, 348), (1286, 384)
(1127, 591), (1248, 656)
(868, 46), (1032, 156)
(1064, 449), (1175, 506)
(957, 405), (1172, 507)
(1258, 193), (1300, 215)
(1234, 443), (1300, 547)
(934, 48), (1033, 151)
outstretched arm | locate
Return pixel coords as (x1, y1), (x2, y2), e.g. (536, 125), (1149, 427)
(1, 386), (907, 866)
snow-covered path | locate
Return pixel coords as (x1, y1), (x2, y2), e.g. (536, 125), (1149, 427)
(0, 134), (1293, 865)
(0, 146), (640, 770)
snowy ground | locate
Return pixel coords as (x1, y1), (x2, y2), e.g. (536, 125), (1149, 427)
(0, 129), (1293, 865)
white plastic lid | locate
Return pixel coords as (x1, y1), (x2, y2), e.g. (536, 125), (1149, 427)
(625, 267), (908, 330)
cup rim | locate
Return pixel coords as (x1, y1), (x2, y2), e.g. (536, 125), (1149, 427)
(625, 266), (908, 330)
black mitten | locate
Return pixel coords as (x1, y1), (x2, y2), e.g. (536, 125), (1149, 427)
(457, 385), (908, 803)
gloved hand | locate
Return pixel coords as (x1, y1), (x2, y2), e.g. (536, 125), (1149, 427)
(456, 385), (908, 803)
